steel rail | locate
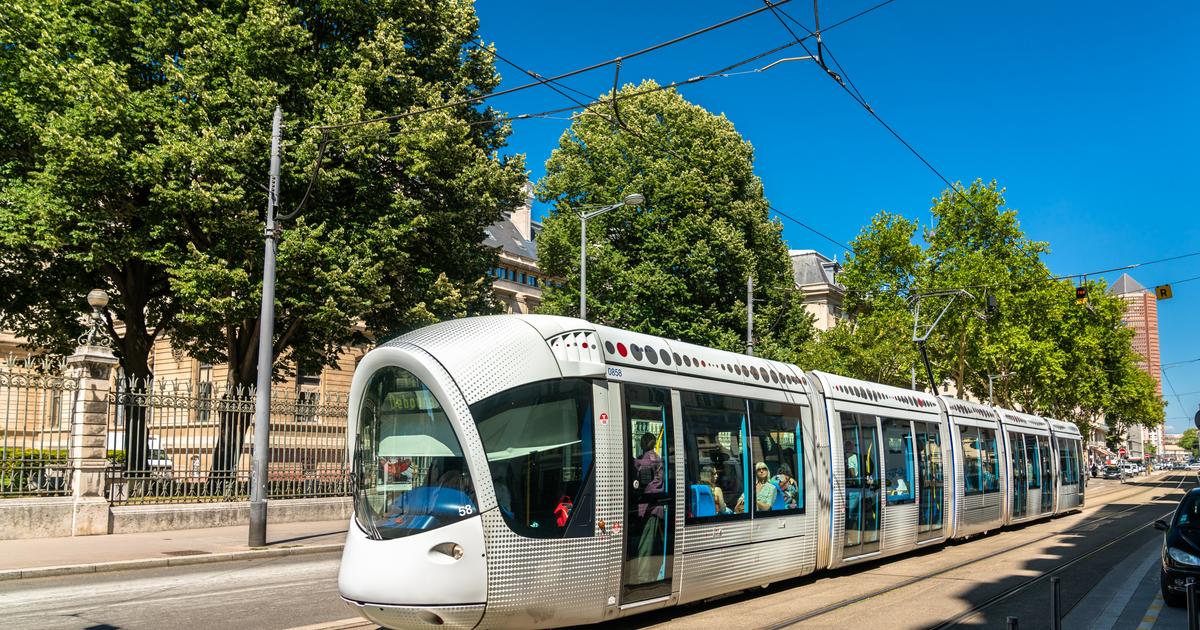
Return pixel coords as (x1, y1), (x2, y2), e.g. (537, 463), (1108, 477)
(756, 473), (1191, 630)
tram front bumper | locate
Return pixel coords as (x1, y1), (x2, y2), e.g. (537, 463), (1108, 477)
(342, 601), (485, 630)
(338, 515), (488, 629)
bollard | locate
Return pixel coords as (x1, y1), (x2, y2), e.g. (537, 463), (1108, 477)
(1050, 576), (1062, 630)
(1188, 578), (1198, 630)
(1006, 616), (1019, 630)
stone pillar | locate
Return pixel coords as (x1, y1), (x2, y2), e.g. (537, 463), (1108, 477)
(67, 344), (119, 536)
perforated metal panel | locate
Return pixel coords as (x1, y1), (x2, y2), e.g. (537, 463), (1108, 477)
(477, 380), (622, 629)
(881, 503), (919, 550)
(388, 316), (561, 405)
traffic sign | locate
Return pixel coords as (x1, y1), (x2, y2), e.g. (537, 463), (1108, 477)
(1119, 447), (1127, 456)
(1157, 284), (1173, 300)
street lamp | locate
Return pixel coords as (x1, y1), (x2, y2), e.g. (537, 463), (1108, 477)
(987, 372), (1012, 405)
(579, 193), (643, 320)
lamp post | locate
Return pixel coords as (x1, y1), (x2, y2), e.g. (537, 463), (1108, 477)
(987, 372), (1012, 405)
(579, 193), (643, 320)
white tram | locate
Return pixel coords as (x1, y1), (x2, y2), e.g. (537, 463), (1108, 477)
(338, 315), (1085, 629)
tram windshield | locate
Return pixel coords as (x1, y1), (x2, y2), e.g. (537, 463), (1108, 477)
(353, 366), (477, 540)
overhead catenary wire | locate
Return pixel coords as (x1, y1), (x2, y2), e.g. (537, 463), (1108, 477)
(313, 1), (799, 131)
(482, 43), (852, 252)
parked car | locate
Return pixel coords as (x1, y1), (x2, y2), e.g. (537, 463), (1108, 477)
(1103, 465), (1124, 480)
(1156, 488), (1200, 606)
(105, 433), (173, 475)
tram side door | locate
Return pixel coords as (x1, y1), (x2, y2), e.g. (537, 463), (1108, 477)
(842, 414), (881, 557)
(621, 385), (675, 604)
(1010, 434), (1027, 519)
(1038, 436), (1054, 514)
(915, 421), (944, 541)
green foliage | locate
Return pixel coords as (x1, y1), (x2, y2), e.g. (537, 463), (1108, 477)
(0, 0), (525, 383)
(807, 179), (1164, 432)
(534, 81), (814, 356)
(1180, 429), (1198, 454)
(0, 448), (67, 494)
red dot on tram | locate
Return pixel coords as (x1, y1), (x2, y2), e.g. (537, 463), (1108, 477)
(616, 342), (628, 357)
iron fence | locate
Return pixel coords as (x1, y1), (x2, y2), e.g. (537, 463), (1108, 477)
(0, 354), (76, 497)
(105, 377), (350, 505)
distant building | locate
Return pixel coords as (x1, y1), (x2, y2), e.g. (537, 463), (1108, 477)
(484, 183), (547, 314)
(1108, 273), (1164, 459)
(789, 250), (846, 331)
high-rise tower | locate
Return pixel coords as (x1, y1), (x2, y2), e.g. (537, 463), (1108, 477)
(1109, 273), (1163, 458)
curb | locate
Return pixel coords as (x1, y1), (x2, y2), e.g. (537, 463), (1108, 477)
(0, 542), (344, 582)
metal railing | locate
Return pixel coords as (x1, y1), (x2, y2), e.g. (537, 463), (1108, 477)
(0, 354), (76, 497)
(105, 377), (350, 505)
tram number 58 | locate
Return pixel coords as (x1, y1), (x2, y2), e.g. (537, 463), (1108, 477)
(607, 367), (623, 378)
(458, 504), (474, 517)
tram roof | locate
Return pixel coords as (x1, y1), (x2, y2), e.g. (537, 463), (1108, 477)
(813, 371), (940, 415)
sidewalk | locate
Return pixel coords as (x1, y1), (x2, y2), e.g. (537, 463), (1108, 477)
(0, 518), (348, 581)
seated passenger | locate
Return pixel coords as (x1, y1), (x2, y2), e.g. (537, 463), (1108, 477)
(772, 464), (799, 509)
(889, 475), (909, 497)
(746, 461), (778, 512)
(699, 464), (730, 514)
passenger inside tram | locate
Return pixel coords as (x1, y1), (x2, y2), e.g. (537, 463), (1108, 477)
(698, 464), (730, 514)
(735, 461), (779, 513)
(772, 463), (798, 509)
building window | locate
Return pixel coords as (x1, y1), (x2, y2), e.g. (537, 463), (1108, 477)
(296, 368), (321, 423)
(197, 363), (215, 424)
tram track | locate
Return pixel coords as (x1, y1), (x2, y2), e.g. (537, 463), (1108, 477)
(756, 473), (1193, 630)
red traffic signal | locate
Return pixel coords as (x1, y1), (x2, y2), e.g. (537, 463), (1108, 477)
(1075, 286), (1088, 304)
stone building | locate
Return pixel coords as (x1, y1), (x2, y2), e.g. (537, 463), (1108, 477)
(789, 249), (846, 331)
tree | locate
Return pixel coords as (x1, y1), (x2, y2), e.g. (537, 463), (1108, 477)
(1180, 429), (1198, 455)
(0, 0), (525, 475)
(534, 81), (814, 357)
(807, 180), (1164, 435)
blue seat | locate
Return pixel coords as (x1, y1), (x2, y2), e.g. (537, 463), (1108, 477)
(690, 484), (717, 517)
(391, 486), (473, 520)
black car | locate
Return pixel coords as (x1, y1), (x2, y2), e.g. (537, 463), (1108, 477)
(1156, 487), (1200, 607)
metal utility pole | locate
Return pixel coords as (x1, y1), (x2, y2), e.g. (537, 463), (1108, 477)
(250, 106), (282, 548)
(746, 276), (755, 356)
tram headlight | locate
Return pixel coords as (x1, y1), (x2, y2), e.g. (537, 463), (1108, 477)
(1168, 547), (1200, 566)
(430, 541), (465, 561)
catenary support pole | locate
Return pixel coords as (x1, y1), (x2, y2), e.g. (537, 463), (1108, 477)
(580, 214), (587, 320)
(746, 276), (754, 356)
(250, 105), (282, 548)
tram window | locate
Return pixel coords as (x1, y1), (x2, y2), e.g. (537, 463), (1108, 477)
(1058, 441), (1079, 485)
(962, 426), (999, 496)
(882, 418), (914, 505)
(1025, 437), (1041, 489)
(979, 428), (1000, 493)
(748, 400), (805, 514)
(470, 378), (596, 539)
(353, 367), (477, 541)
(682, 391), (749, 523)
(962, 428), (981, 496)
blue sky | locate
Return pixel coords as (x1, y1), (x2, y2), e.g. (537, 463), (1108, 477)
(473, 0), (1200, 431)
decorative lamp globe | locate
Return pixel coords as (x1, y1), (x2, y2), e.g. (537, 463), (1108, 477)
(87, 289), (109, 310)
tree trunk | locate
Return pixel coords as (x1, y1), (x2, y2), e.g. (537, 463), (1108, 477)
(208, 325), (260, 495)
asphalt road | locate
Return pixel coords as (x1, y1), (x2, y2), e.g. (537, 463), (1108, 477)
(0, 552), (349, 630)
(0, 473), (1184, 630)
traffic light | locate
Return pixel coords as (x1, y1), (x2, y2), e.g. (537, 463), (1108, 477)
(1076, 286), (1088, 305)
(986, 294), (999, 317)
